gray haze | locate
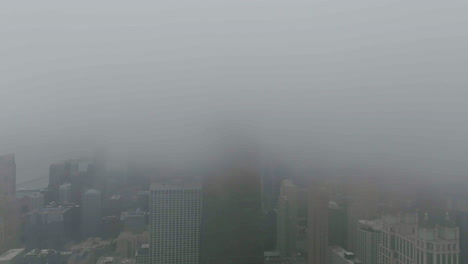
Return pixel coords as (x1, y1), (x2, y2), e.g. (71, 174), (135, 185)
(1, 0), (468, 183)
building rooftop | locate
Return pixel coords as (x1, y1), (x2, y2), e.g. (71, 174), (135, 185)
(358, 219), (383, 230)
(331, 247), (362, 264)
(150, 183), (201, 190)
(0, 249), (25, 261)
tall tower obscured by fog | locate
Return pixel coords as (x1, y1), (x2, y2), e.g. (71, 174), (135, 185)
(200, 143), (263, 264)
(276, 179), (298, 258)
(307, 186), (329, 264)
(82, 189), (102, 238)
(149, 184), (202, 264)
(0, 154), (18, 252)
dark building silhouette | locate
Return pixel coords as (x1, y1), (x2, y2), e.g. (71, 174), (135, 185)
(307, 186), (329, 264)
(25, 205), (79, 250)
(328, 200), (347, 249)
(0, 154), (18, 252)
(81, 189), (102, 238)
(200, 146), (263, 264)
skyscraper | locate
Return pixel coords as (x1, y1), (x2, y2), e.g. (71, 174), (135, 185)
(0, 154), (18, 252)
(276, 179), (298, 258)
(379, 212), (460, 264)
(149, 184), (202, 264)
(355, 220), (381, 264)
(328, 201), (348, 249)
(82, 189), (102, 238)
(200, 147), (263, 264)
(307, 186), (329, 264)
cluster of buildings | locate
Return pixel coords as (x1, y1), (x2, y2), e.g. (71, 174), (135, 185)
(1, 152), (468, 264)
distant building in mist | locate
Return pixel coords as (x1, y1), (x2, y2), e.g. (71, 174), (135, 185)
(200, 155), (263, 264)
(25, 206), (78, 250)
(307, 186), (329, 264)
(329, 201), (348, 249)
(149, 184), (202, 264)
(276, 179), (298, 258)
(121, 210), (146, 234)
(0, 154), (18, 252)
(58, 183), (71, 203)
(82, 189), (102, 238)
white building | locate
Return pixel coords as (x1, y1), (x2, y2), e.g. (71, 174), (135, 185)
(380, 212), (459, 264)
(149, 183), (202, 264)
(356, 219), (382, 264)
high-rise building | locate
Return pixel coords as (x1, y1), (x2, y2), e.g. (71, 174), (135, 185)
(355, 220), (381, 264)
(149, 184), (202, 264)
(200, 151), (263, 264)
(307, 186), (329, 264)
(276, 179), (298, 258)
(0, 154), (18, 252)
(58, 183), (71, 203)
(329, 246), (362, 264)
(448, 197), (468, 264)
(329, 201), (348, 249)
(25, 207), (77, 249)
(379, 212), (460, 264)
(82, 189), (102, 238)
(121, 210), (146, 234)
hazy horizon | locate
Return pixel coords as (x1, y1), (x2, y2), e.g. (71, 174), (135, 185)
(2, 0), (468, 184)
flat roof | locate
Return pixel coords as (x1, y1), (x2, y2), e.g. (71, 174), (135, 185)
(0, 249), (25, 261)
(150, 183), (201, 190)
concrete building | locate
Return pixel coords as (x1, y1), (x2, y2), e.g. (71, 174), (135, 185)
(58, 183), (71, 204)
(121, 210), (146, 233)
(135, 244), (149, 264)
(276, 179), (298, 258)
(330, 247), (362, 264)
(0, 249), (25, 264)
(355, 220), (381, 264)
(149, 184), (202, 264)
(329, 201), (348, 249)
(307, 186), (329, 264)
(82, 189), (102, 238)
(0, 154), (18, 252)
(379, 212), (460, 264)
(200, 150), (263, 264)
(25, 206), (78, 249)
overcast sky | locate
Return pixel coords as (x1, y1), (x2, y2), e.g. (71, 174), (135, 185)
(1, 0), (468, 183)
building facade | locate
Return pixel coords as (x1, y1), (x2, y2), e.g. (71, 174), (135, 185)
(0, 154), (18, 252)
(307, 186), (329, 264)
(276, 179), (298, 258)
(200, 152), (263, 264)
(356, 220), (381, 264)
(380, 212), (460, 264)
(149, 184), (202, 264)
(82, 189), (102, 238)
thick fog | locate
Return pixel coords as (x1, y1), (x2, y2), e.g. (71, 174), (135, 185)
(1, 0), (468, 183)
